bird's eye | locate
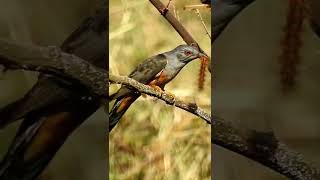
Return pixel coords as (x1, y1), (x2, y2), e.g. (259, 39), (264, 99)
(184, 50), (192, 56)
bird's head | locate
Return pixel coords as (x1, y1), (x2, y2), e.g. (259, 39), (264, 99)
(169, 44), (208, 63)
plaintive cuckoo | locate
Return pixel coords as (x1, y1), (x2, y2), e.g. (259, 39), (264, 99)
(109, 45), (207, 131)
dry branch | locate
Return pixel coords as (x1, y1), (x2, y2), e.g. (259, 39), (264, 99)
(1, 37), (319, 179)
(149, 0), (198, 46)
(109, 74), (211, 124)
(214, 117), (320, 180)
(0, 38), (108, 97)
(194, 9), (211, 40)
(184, 4), (210, 10)
(149, 0), (211, 72)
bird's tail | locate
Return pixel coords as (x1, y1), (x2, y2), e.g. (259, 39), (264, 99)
(0, 99), (24, 128)
(0, 79), (69, 129)
(0, 116), (45, 180)
(0, 100), (99, 180)
(109, 96), (138, 131)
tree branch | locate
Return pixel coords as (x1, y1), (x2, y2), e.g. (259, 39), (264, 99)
(149, 0), (198, 46)
(1, 37), (319, 179)
(109, 74), (211, 124)
(213, 117), (320, 180)
(149, 0), (211, 72)
(0, 38), (108, 97)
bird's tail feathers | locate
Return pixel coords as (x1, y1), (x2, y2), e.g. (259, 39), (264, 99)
(0, 99), (24, 129)
(0, 117), (44, 180)
(109, 96), (136, 131)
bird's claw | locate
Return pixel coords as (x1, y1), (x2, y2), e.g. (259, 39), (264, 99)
(164, 91), (176, 103)
(150, 85), (163, 94)
(149, 85), (175, 103)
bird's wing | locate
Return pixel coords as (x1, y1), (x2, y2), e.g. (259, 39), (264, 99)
(61, 5), (107, 68)
(0, 79), (71, 129)
(111, 54), (167, 99)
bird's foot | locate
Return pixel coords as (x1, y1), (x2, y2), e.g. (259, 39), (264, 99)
(150, 85), (164, 94)
(166, 91), (175, 102)
(149, 85), (175, 103)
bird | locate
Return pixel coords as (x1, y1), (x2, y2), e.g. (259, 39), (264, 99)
(109, 45), (208, 131)
(0, 3), (106, 180)
(213, 0), (254, 41)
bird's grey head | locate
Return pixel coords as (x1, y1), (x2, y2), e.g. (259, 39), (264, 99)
(167, 44), (208, 63)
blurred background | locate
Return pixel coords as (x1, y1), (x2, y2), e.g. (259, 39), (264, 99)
(214, 0), (320, 179)
(0, 0), (107, 179)
(109, 0), (211, 179)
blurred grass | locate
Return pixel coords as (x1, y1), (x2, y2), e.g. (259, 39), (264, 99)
(109, 0), (211, 179)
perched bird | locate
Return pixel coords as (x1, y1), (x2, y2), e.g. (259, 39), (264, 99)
(0, 3), (106, 180)
(213, 0), (254, 41)
(109, 45), (208, 131)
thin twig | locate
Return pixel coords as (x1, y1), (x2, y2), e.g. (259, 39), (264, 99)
(172, 1), (178, 20)
(165, 0), (173, 11)
(184, 4), (210, 10)
(195, 9), (211, 39)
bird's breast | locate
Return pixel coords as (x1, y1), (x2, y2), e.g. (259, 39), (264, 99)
(149, 71), (168, 87)
(148, 59), (185, 87)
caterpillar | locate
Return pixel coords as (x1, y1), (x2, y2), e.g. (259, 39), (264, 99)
(279, 0), (309, 93)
